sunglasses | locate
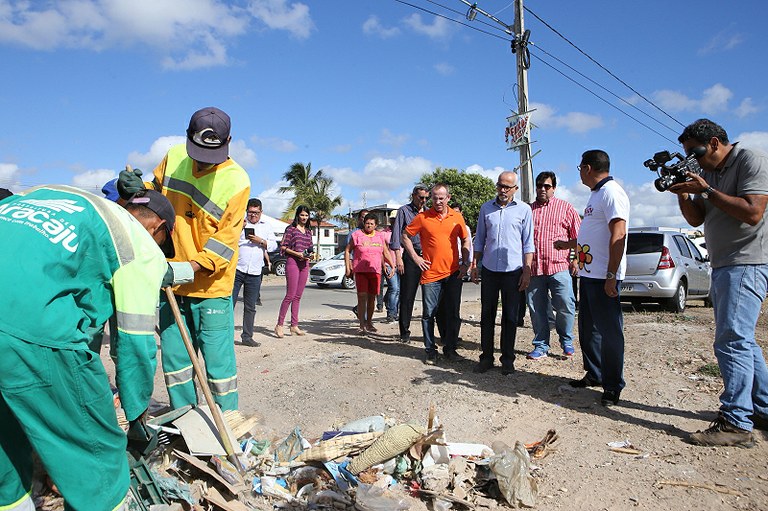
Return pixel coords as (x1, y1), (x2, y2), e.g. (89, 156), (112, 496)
(536, 183), (553, 190)
(496, 183), (518, 191)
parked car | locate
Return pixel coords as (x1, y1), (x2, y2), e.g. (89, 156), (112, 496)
(621, 227), (711, 312)
(309, 253), (355, 289)
(265, 250), (287, 277)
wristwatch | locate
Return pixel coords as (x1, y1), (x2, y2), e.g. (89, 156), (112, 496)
(700, 186), (715, 199)
(606, 271), (616, 279)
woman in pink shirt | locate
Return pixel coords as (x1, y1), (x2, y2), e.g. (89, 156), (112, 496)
(345, 213), (395, 334)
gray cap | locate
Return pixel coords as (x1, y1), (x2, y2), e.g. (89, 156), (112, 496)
(128, 190), (176, 258)
(185, 107), (231, 165)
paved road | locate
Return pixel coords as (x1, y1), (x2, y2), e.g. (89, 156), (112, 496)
(233, 274), (482, 329)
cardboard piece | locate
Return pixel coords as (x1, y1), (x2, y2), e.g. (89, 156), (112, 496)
(172, 406), (243, 457)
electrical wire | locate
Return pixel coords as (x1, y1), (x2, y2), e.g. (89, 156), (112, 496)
(391, 0), (511, 41)
(422, 0), (511, 35)
(529, 49), (680, 145)
(524, 6), (685, 129)
(531, 42), (681, 135)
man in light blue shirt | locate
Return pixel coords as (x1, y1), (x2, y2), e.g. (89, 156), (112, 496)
(470, 171), (534, 375)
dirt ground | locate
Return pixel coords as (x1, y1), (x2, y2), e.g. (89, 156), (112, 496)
(107, 284), (768, 511)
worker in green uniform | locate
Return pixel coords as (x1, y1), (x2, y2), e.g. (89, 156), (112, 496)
(0, 185), (174, 511)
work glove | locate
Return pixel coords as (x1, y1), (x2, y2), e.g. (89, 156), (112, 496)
(162, 262), (196, 288)
(117, 168), (146, 200)
(126, 410), (158, 457)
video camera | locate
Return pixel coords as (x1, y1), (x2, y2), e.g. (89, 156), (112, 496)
(643, 146), (706, 192)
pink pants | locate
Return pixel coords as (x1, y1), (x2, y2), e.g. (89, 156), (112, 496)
(277, 257), (309, 327)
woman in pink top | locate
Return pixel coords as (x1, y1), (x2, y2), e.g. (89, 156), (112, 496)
(345, 213), (395, 334)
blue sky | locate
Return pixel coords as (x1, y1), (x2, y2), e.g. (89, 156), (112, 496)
(1, 0), (766, 227)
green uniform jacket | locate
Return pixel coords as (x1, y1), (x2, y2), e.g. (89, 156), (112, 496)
(0, 185), (166, 420)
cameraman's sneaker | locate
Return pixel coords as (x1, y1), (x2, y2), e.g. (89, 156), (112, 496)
(526, 348), (548, 360)
(689, 414), (755, 448)
(563, 344), (575, 357)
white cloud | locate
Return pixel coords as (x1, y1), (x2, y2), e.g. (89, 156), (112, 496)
(0, 162), (21, 191)
(128, 136), (184, 171)
(529, 102), (604, 134)
(0, 0), (314, 69)
(379, 128), (409, 149)
(325, 156), (433, 191)
(252, 135), (298, 153)
(652, 83), (733, 115)
(735, 98), (759, 118)
(698, 28), (744, 55)
(737, 131), (768, 153)
(465, 164), (507, 183)
(433, 62), (455, 76)
(71, 168), (116, 194)
(229, 139), (259, 169)
(255, 183), (293, 219)
(329, 144), (352, 154)
(362, 15), (399, 38)
(402, 13), (451, 40)
(248, 0), (314, 39)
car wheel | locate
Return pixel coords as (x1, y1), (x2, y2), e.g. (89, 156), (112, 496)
(342, 276), (356, 289)
(274, 260), (286, 277)
(703, 294), (713, 307)
(667, 280), (687, 313)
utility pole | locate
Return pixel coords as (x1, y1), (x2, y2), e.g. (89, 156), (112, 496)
(461, 0), (534, 203)
(513, 0), (533, 203)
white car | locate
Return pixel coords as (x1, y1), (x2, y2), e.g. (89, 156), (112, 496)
(309, 253), (355, 289)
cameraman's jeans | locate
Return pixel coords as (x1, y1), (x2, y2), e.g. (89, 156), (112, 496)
(527, 270), (575, 352)
(578, 277), (625, 392)
(711, 264), (768, 430)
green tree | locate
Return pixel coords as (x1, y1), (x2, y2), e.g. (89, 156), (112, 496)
(279, 161), (343, 254)
(419, 167), (496, 232)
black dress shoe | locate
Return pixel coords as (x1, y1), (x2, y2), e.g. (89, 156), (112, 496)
(242, 339), (261, 347)
(443, 350), (460, 362)
(501, 365), (515, 376)
(569, 375), (601, 388)
(474, 361), (493, 373)
(601, 390), (621, 407)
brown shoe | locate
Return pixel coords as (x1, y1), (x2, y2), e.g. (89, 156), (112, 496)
(689, 414), (755, 448)
(290, 326), (306, 336)
(274, 325), (284, 338)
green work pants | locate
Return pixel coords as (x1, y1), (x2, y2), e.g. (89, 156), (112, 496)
(0, 332), (128, 511)
(159, 295), (238, 411)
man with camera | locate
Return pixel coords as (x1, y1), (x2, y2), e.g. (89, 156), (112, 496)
(669, 118), (768, 447)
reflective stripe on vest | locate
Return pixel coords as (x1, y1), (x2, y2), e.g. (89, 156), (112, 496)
(209, 375), (237, 396)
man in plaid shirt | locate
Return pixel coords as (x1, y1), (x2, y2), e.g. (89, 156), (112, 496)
(526, 171), (581, 359)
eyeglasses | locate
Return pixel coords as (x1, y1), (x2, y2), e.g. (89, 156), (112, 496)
(496, 183), (518, 191)
(416, 195), (429, 200)
(536, 183), (553, 190)
(246, 211), (261, 216)
(577, 164), (587, 171)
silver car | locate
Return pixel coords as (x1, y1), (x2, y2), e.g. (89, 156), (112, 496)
(620, 227), (711, 312)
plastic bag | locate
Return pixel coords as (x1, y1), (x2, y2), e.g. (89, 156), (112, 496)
(488, 441), (537, 508)
(355, 483), (410, 511)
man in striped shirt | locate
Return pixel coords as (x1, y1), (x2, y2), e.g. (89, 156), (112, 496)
(526, 171), (581, 360)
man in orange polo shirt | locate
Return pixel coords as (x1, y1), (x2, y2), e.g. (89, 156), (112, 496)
(402, 183), (471, 365)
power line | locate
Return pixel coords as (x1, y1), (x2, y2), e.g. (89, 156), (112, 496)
(529, 50), (680, 145)
(391, 0), (511, 41)
(422, 0), (511, 35)
(524, 6), (685, 129)
(531, 43), (680, 135)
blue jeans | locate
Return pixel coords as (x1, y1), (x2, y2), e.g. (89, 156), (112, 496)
(421, 272), (462, 355)
(385, 266), (400, 319)
(527, 270), (576, 352)
(711, 264), (768, 430)
(232, 269), (263, 343)
(578, 277), (625, 392)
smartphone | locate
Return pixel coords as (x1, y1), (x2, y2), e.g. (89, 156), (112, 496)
(244, 227), (255, 237)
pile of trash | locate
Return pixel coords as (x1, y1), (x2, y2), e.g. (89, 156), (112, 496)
(35, 405), (558, 510)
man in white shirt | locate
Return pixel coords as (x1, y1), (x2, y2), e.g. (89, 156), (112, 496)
(233, 198), (278, 346)
(556, 150), (629, 406)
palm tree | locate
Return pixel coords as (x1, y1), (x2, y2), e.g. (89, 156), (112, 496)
(279, 162), (342, 255)
(279, 162), (326, 218)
